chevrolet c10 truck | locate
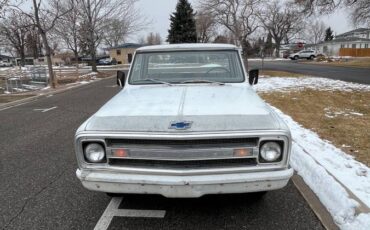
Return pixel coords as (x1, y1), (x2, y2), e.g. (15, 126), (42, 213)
(75, 44), (293, 198)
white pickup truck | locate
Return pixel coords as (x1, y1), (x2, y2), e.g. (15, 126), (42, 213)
(75, 44), (293, 198)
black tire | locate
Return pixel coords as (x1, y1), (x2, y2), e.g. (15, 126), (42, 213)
(294, 55), (299, 60)
(309, 55), (315, 60)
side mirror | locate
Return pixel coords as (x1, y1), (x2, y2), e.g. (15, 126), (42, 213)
(248, 69), (259, 85)
(117, 70), (126, 88)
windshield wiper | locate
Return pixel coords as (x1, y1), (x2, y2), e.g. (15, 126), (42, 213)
(180, 79), (225, 85)
(141, 78), (173, 86)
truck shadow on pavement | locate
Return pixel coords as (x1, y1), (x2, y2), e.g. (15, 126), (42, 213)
(105, 182), (324, 230)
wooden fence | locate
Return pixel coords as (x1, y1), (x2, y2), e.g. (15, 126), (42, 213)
(339, 48), (370, 57)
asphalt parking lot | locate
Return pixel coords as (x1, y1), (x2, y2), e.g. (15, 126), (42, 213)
(0, 77), (325, 230)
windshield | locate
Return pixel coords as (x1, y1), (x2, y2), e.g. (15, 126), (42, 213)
(129, 50), (245, 85)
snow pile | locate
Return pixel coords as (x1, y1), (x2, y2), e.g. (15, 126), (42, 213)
(273, 106), (370, 229)
(79, 71), (97, 79)
(255, 76), (370, 92)
(324, 107), (364, 119)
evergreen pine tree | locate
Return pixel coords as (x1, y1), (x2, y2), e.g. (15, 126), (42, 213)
(167, 0), (197, 44)
(324, 27), (334, 41)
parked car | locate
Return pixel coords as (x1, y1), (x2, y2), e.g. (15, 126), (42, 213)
(97, 58), (112, 65)
(0, 61), (13, 67)
(289, 50), (317, 60)
(75, 44), (293, 198)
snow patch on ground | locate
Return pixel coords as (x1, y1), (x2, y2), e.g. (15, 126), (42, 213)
(248, 58), (289, 61)
(254, 76), (370, 229)
(324, 107), (364, 118)
(272, 106), (370, 229)
(79, 71), (97, 79)
(255, 76), (370, 92)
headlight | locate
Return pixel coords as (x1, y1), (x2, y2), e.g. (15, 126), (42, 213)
(259, 141), (282, 162)
(84, 143), (106, 163)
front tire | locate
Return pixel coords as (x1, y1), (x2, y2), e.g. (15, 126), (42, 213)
(294, 55), (299, 60)
(309, 55), (315, 60)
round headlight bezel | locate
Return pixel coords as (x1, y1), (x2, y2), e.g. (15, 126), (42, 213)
(83, 142), (106, 163)
(259, 141), (283, 163)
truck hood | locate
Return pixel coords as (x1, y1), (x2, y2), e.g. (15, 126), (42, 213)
(85, 84), (282, 132)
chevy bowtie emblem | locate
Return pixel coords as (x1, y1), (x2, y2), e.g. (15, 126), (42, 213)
(169, 121), (193, 130)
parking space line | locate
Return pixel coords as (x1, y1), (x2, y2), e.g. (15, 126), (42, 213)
(94, 197), (122, 230)
(115, 209), (166, 218)
(94, 197), (166, 230)
(33, 106), (57, 113)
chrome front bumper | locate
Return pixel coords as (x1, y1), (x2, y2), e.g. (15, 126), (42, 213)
(76, 168), (293, 198)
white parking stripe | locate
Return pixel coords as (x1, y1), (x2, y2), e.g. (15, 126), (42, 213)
(33, 106), (57, 113)
(115, 209), (166, 218)
(94, 197), (122, 230)
(94, 197), (166, 230)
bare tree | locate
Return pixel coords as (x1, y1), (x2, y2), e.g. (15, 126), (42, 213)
(146, 32), (162, 45)
(350, 0), (370, 26)
(30, 0), (73, 88)
(294, 0), (344, 14)
(295, 0), (369, 26)
(103, 13), (147, 47)
(103, 19), (129, 47)
(53, 0), (80, 67)
(25, 28), (43, 58)
(7, 0), (74, 87)
(259, 1), (302, 57)
(199, 0), (261, 46)
(0, 10), (30, 66)
(77, 0), (143, 72)
(0, 0), (9, 18)
(137, 36), (146, 45)
(196, 9), (216, 43)
(305, 20), (326, 46)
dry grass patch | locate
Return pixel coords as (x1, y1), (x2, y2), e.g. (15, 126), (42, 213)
(260, 70), (305, 78)
(260, 89), (370, 166)
(56, 71), (115, 85)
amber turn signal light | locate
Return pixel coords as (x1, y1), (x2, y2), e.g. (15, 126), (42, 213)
(233, 148), (252, 157)
(112, 149), (128, 158)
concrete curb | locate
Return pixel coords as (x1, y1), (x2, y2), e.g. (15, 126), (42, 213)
(0, 75), (115, 111)
(292, 174), (339, 230)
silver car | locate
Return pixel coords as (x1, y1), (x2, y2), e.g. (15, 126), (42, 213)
(75, 44), (293, 198)
(289, 50), (317, 60)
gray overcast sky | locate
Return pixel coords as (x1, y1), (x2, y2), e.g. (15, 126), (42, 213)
(132, 0), (353, 42)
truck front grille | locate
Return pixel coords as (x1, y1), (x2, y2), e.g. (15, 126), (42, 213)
(106, 138), (259, 148)
(109, 158), (257, 169)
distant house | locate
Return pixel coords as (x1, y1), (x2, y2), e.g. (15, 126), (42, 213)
(0, 54), (14, 64)
(15, 55), (71, 66)
(108, 43), (143, 64)
(310, 28), (370, 56)
(335, 28), (370, 40)
(278, 43), (305, 57)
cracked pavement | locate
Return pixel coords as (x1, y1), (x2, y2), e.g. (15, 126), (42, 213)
(0, 77), (324, 229)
